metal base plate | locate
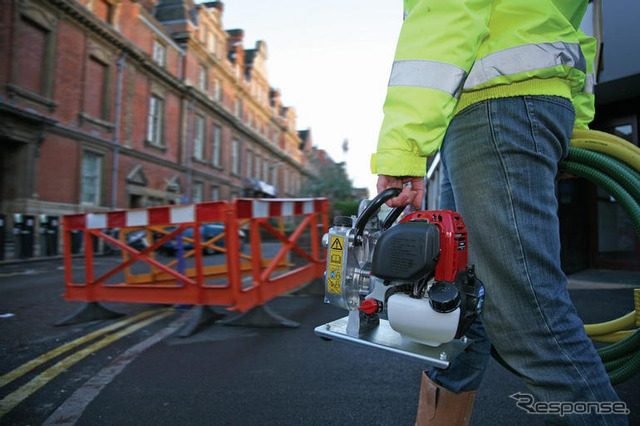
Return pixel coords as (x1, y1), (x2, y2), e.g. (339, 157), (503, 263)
(314, 316), (471, 369)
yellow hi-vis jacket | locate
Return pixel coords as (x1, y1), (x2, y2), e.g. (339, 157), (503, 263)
(371, 0), (597, 177)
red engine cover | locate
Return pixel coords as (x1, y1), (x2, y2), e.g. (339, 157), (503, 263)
(400, 210), (468, 283)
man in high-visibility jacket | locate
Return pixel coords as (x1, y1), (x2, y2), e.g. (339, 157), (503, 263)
(373, 1), (627, 425)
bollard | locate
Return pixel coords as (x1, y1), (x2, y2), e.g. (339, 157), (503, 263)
(22, 215), (35, 259)
(40, 215), (60, 256)
(13, 214), (22, 259)
(39, 215), (48, 256)
(0, 213), (5, 261)
(14, 214), (36, 259)
(48, 216), (60, 256)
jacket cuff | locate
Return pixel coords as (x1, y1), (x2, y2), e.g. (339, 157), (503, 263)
(370, 151), (427, 177)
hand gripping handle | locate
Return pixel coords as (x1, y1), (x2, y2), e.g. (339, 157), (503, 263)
(353, 188), (404, 243)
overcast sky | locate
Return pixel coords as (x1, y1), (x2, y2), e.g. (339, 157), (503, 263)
(219, 1), (404, 196)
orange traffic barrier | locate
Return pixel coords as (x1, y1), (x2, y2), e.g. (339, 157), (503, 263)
(61, 198), (329, 323)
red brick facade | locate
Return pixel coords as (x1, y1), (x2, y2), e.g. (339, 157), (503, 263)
(0, 0), (316, 234)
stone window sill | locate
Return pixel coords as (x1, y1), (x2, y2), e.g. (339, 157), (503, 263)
(6, 84), (57, 112)
(144, 139), (167, 152)
(79, 112), (114, 132)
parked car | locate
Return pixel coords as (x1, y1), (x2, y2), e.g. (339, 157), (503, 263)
(161, 223), (246, 255)
(103, 229), (150, 254)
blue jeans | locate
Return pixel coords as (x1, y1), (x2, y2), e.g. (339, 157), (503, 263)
(429, 96), (627, 425)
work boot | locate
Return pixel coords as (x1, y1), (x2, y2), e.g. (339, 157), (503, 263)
(415, 372), (476, 426)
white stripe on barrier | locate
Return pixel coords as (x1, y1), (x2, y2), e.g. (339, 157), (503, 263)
(303, 201), (313, 214)
(252, 201), (270, 218)
(170, 205), (194, 223)
(77, 199), (320, 229)
(87, 214), (107, 229)
(127, 210), (148, 227)
(282, 202), (293, 217)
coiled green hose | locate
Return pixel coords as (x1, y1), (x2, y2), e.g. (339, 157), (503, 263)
(559, 129), (640, 385)
(560, 160), (640, 236)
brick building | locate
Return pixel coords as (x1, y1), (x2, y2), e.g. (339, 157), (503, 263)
(0, 0), (318, 242)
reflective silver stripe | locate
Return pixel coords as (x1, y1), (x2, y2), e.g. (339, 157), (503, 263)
(388, 60), (467, 98)
(464, 42), (586, 90)
(584, 73), (595, 94)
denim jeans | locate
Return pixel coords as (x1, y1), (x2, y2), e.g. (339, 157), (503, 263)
(429, 96), (627, 425)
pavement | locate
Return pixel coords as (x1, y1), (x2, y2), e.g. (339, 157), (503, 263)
(1, 254), (639, 425)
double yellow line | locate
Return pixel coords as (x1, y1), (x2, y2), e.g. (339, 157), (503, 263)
(0, 308), (174, 418)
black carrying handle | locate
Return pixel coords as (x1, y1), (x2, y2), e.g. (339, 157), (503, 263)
(382, 205), (406, 231)
(353, 188), (403, 243)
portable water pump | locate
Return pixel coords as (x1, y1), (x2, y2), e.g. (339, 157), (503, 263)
(314, 188), (484, 367)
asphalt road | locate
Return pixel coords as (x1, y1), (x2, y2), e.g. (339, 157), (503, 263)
(1, 256), (639, 425)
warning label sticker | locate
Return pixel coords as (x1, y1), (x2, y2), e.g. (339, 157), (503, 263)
(327, 235), (344, 295)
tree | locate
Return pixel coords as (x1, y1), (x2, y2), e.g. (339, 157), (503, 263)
(303, 161), (354, 200)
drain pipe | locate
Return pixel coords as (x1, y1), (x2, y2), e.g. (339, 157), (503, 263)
(111, 53), (126, 209)
(185, 101), (194, 203)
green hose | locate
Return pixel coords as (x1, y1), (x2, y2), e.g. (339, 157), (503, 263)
(608, 350), (640, 386)
(567, 148), (640, 201)
(558, 130), (640, 385)
(559, 161), (640, 236)
(603, 351), (634, 372)
(597, 328), (640, 363)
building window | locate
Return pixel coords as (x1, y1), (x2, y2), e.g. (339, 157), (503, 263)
(146, 196), (165, 207)
(147, 95), (164, 146)
(211, 186), (220, 201)
(84, 56), (110, 120)
(208, 33), (216, 55)
(231, 139), (240, 175)
(214, 79), (222, 102)
(263, 160), (270, 182)
(255, 155), (261, 180)
(198, 64), (207, 91)
(15, 17), (49, 96)
(211, 125), (222, 167)
(153, 40), (166, 67)
(81, 152), (102, 205)
(194, 115), (205, 160)
(235, 98), (242, 118)
(193, 182), (204, 203)
(246, 151), (253, 178)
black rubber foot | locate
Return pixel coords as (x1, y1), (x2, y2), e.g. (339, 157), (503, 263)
(178, 305), (226, 338)
(222, 304), (299, 328)
(55, 302), (125, 326)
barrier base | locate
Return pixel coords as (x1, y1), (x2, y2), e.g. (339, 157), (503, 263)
(55, 302), (125, 326)
(178, 305), (226, 338)
(222, 304), (299, 328)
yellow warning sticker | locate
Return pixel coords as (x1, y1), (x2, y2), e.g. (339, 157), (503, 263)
(327, 235), (344, 295)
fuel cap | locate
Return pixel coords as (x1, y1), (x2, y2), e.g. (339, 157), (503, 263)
(428, 282), (461, 313)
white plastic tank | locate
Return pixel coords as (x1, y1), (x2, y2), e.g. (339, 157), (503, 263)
(387, 293), (460, 346)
